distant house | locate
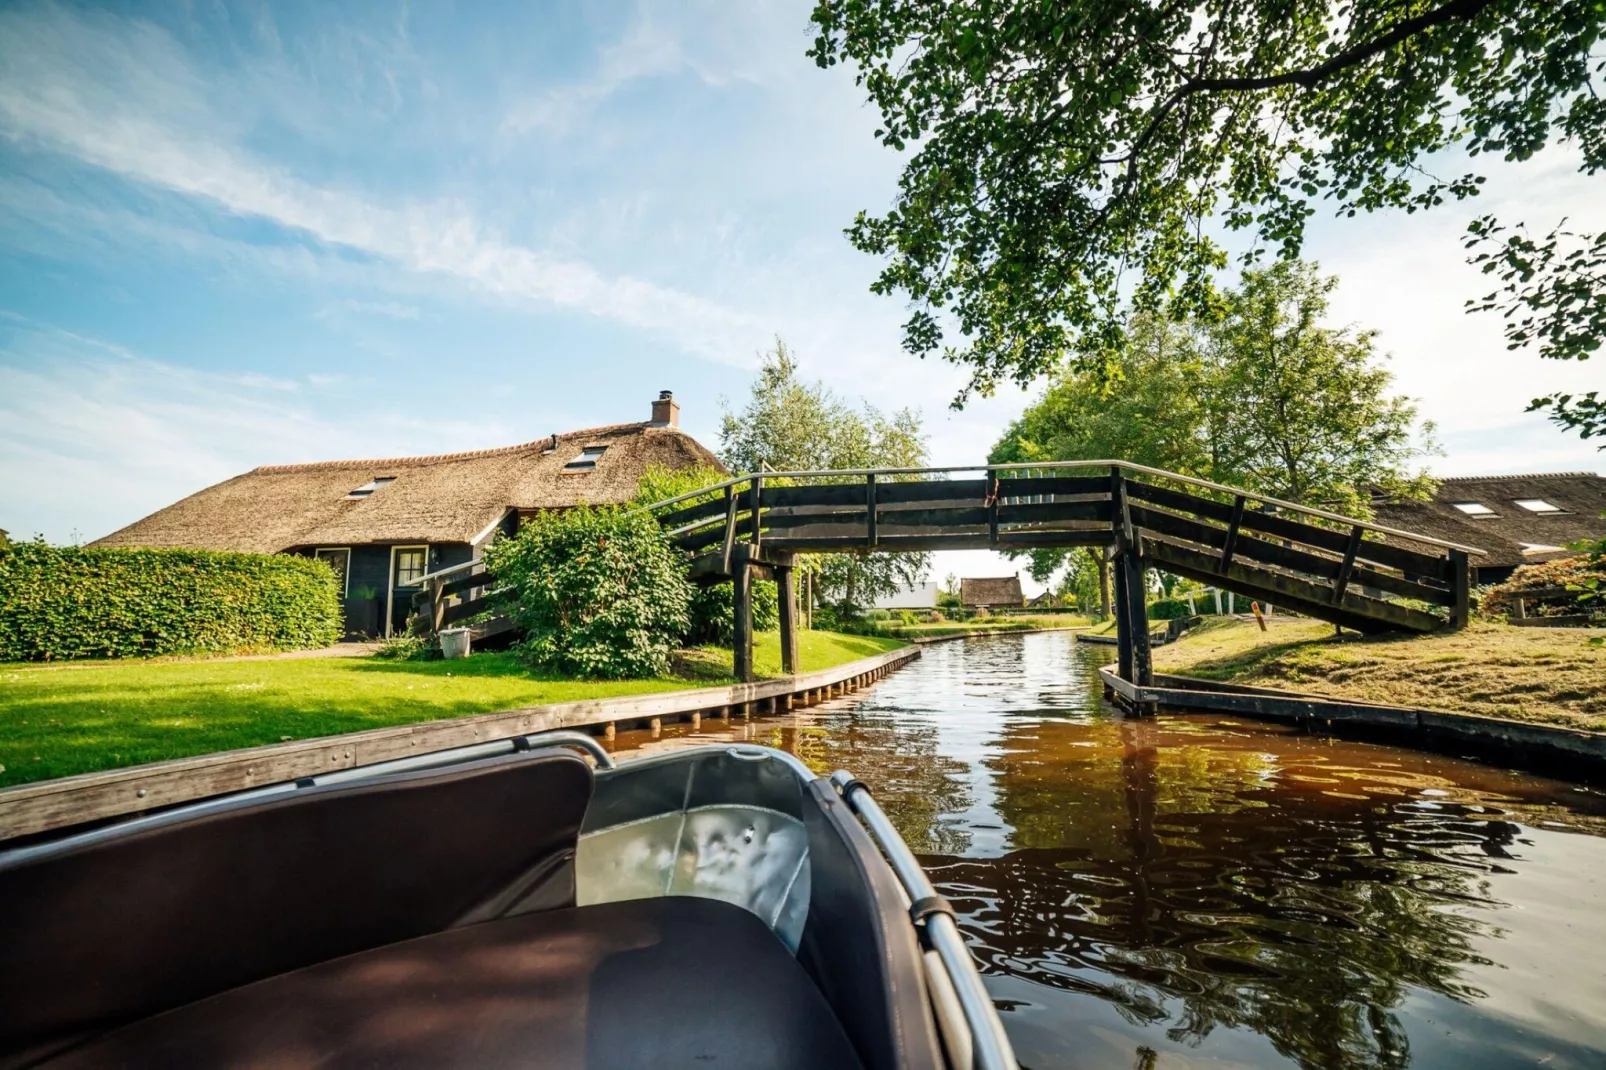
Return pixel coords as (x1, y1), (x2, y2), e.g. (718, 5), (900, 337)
(93, 392), (722, 636)
(871, 582), (940, 611)
(1373, 472), (1606, 585)
(960, 575), (1024, 609)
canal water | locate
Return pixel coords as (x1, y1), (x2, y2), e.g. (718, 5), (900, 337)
(610, 631), (1606, 1070)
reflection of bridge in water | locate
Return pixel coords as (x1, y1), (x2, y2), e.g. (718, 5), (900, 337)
(639, 461), (1482, 684)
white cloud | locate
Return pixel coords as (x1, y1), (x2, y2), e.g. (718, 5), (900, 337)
(0, 317), (509, 543)
(0, 2), (769, 366)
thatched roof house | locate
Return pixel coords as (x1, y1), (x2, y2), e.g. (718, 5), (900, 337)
(93, 392), (722, 635)
(961, 575), (1024, 609)
(1373, 472), (1606, 583)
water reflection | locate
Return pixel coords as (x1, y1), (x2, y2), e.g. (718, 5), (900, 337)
(610, 632), (1606, 1069)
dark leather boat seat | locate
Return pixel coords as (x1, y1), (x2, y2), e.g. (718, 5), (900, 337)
(1, 749), (876, 1069)
(40, 895), (864, 1069)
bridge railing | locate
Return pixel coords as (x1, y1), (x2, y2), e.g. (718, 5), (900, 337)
(638, 461), (1481, 633)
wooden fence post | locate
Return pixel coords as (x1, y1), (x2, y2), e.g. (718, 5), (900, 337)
(720, 483), (737, 576)
(866, 472), (878, 548)
(777, 557), (799, 676)
(1449, 549), (1471, 630)
(732, 545), (754, 683)
(987, 467), (1000, 544)
(749, 475), (764, 551)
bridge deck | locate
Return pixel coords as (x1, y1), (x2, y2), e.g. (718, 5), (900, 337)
(641, 462), (1479, 689)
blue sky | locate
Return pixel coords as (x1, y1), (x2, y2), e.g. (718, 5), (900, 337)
(2, 1), (1602, 587)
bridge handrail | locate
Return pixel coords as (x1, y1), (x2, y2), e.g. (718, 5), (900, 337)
(634, 460), (1485, 556)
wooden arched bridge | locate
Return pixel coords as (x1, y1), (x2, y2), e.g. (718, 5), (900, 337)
(639, 462), (1481, 688)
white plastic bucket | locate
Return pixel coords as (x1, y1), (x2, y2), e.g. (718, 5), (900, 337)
(439, 628), (472, 660)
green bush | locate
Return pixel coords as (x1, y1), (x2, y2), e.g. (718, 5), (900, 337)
(0, 541), (341, 661)
(1481, 555), (1606, 619)
(1147, 598), (1196, 621)
(485, 505), (693, 679)
(687, 580), (779, 645)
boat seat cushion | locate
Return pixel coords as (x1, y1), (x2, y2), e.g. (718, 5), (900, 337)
(0, 750), (594, 1066)
(40, 896), (866, 1070)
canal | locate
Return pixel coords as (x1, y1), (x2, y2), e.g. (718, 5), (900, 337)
(612, 631), (1606, 1069)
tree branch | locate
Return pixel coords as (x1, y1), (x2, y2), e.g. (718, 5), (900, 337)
(1115, 0), (1499, 179)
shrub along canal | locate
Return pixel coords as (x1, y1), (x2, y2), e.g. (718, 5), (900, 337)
(611, 630), (1606, 1070)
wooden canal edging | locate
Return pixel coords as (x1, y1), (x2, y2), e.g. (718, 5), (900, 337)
(1099, 665), (1606, 777)
(0, 646), (921, 843)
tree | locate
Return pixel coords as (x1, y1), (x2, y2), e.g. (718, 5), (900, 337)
(719, 339), (930, 609)
(990, 313), (1211, 477)
(989, 262), (1434, 592)
(808, 0), (1606, 422)
(1465, 218), (1606, 443)
(1202, 261), (1437, 514)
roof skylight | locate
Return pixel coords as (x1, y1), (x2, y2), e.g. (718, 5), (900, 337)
(1450, 502), (1496, 517)
(1513, 499), (1562, 513)
(564, 446), (607, 471)
(346, 477), (396, 499)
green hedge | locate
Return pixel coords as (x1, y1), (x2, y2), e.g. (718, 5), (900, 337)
(0, 542), (342, 661)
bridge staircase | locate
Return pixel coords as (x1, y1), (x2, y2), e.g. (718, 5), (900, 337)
(642, 462), (1480, 687)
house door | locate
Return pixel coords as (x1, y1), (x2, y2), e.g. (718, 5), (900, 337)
(388, 545), (428, 637)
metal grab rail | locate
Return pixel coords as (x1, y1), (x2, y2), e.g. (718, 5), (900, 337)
(829, 770), (1019, 1070)
(633, 460), (1484, 556)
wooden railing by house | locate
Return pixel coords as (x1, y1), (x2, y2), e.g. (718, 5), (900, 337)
(408, 560), (513, 642)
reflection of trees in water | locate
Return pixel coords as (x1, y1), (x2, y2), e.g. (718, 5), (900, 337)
(938, 717), (1522, 1070)
(759, 711), (975, 855)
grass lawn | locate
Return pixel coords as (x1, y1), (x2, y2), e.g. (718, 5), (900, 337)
(0, 630), (905, 789)
(1153, 618), (1606, 731)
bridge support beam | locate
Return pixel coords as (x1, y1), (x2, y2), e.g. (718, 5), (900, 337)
(732, 545), (754, 683)
(777, 556), (799, 676)
(1113, 536), (1154, 710)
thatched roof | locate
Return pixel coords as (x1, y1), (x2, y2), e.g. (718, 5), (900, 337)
(961, 575), (1024, 607)
(1373, 472), (1606, 570)
(93, 421), (723, 554)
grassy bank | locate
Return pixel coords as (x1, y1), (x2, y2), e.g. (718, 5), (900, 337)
(0, 630), (904, 788)
(1152, 619), (1606, 731)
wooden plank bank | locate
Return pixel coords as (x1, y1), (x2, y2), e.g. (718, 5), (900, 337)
(0, 645), (921, 843)
(1100, 665), (1606, 781)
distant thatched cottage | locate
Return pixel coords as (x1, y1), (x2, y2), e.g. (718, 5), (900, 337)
(960, 576), (1024, 609)
(1374, 472), (1606, 585)
(92, 392), (722, 636)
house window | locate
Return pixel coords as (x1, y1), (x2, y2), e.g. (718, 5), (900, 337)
(1513, 499), (1562, 514)
(1450, 502), (1497, 517)
(393, 547), (428, 587)
(564, 446), (607, 471)
(347, 477), (396, 499)
(313, 548), (351, 596)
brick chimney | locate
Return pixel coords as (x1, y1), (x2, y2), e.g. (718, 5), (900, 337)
(649, 390), (679, 428)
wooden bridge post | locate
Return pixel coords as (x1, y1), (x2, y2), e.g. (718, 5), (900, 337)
(777, 555), (799, 676)
(1113, 547), (1135, 683)
(732, 544), (755, 683)
(1126, 544), (1154, 691)
(1121, 542), (1154, 690)
(1449, 549), (1471, 630)
(749, 475), (764, 550)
